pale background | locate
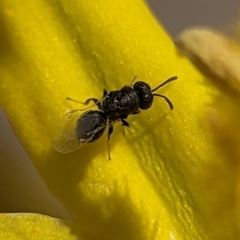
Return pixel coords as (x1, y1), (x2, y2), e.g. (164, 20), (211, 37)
(146, 0), (240, 36)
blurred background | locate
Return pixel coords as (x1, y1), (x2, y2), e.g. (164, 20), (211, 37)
(146, 0), (240, 36)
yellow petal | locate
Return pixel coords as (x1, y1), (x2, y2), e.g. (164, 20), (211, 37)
(176, 27), (240, 91)
(177, 27), (240, 238)
(0, 213), (77, 240)
(0, 0), (238, 239)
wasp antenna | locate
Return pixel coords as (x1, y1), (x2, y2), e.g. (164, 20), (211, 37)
(151, 76), (178, 93)
(152, 93), (174, 110)
(131, 76), (138, 86)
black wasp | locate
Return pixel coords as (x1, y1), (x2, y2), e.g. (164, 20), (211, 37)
(52, 76), (177, 160)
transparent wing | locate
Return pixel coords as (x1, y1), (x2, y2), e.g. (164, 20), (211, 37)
(51, 111), (88, 153)
(52, 110), (109, 153)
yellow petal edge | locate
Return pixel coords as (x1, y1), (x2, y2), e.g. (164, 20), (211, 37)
(0, 0), (237, 239)
(0, 213), (77, 240)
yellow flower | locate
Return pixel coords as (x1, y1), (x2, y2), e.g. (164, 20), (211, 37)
(0, 0), (239, 239)
(0, 214), (77, 240)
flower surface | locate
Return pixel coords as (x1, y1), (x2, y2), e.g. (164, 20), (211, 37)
(0, 1), (239, 239)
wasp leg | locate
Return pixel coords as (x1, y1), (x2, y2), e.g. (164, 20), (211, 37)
(78, 88), (108, 111)
(121, 119), (130, 136)
(84, 88), (108, 108)
(82, 97), (98, 105)
(66, 96), (102, 109)
(131, 110), (140, 115)
(107, 124), (114, 160)
(82, 97), (103, 109)
(121, 119), (130, 127)
(103, 88), (108, 98)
